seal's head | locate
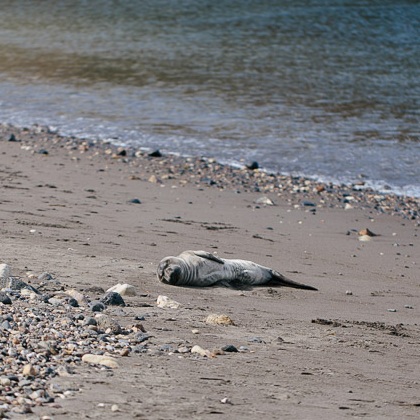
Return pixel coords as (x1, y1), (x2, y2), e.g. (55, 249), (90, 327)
(157, 257), (183, 285)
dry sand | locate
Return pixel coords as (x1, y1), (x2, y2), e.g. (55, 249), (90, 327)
(0, 125), (419, 419)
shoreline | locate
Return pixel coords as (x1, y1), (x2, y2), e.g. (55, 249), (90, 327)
(1, 122), (419, 419)
(1, 123), (418, 222)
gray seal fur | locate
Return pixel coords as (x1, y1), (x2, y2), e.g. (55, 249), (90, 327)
(157, 250), (317, 290)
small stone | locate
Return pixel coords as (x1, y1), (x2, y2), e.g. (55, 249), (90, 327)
(246, 161), (259, 170)
(205, 314), (235, 326)
(8, 134), (18, 142)
(0, 377), (11, 386)
(0, 263), (11, 279)
(95, 314), (122, 334)
(120, 348), (130, 357)
(133, 332), (150, 343)
(248, 336), (264, 343)
(148, 150), (162, 157)
(157, 295), (181, 309)
(358, 235), (372, 242)
(192, 329), (200, 334)
(387, 309), (397, 312)
(220, 397), (232, 404)
(302, 201), (316, 207)
(255, 196), (274, 206)
(358, 228), (377, 237)
(345, 290), (353, 295)
(0, 292), (12, 304)
(90, 301), (106, 312)
(65, 289), (90, 306)
(221, 345), (238, 352)
(100, 291), (126, 307)
(111, 404), (119, 412)
(106, 283), (136, 297)
(83, 317), (98, 326)
(82, 354), (119, 368)
(22, 363), (37, 377)
(38, 272), (53, 281)
(84, 286), (105, 294)
(404, 305), (414, 309)
(128, 198), (141, 204)
(38, 149), (49, 155)
(191, 345), (213, 358)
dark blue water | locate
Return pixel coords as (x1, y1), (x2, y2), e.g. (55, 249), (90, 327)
(0, 0), (419, 195)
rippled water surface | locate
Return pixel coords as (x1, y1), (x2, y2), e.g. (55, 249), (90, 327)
(0, 0), (419, 195)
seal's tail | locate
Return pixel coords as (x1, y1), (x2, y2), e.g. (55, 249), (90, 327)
(269, 271), (318, 291)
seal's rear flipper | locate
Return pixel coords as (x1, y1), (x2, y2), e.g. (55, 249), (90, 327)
(269, 271), (318, 291)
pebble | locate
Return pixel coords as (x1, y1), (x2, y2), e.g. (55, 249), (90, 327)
(255, 196), (275, 206)
(107, 283), (136, 297)
(191, 345), (213, 358)
(205, 314), (235, 326)
(345, 290), (353, 296)
(148, 149), (162, 157)
(22, 364), (37, 377)
(66, 288), (90, 306)
(0, 263), (11, 279)
(156, 295), (181, 309)
(100, 291), (126, 307)
(90, 301), (106, 312)
(0, 291), (12, 304)
(82, 354), (119, 369)
(221, 345), (238, 352)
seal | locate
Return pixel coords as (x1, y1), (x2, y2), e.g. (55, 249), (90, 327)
(157, 250), (317, 290)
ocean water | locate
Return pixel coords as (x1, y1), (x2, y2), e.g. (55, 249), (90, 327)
(0, 0), (419, 196)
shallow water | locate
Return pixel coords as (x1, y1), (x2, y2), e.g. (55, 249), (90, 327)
(0, 0), (419, 195)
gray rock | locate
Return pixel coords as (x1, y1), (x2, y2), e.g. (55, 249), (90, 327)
(95, 314), (122, 334)
(132, 333), (150, 344)
(221, 345), (238, 352)
(83, 317), (97, 326)
(1, 277), (39, 294)
(0, 292), (12, 305)
(100, 291), (126, 307)
(38, 272), (53, 281)
(90, 301), (105, 312)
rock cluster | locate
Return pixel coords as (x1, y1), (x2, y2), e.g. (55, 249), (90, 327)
(0, 265), (244, 417)
(1, 124), (418, 222)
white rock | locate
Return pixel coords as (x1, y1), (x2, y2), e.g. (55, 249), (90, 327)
(0, 264), (11, 279)
(157, 295), (181, 309)
(191, 345), (212, 357)
(106, 283), (136, 296)
(255, 196), (274, 206)
(358, 235), (372, 242)
(82, 354), (119, 368)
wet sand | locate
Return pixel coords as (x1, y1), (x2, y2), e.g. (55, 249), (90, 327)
(1, 124), (419, 419)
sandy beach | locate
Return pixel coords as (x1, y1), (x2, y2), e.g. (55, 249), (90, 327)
(0, 124), (419, 419)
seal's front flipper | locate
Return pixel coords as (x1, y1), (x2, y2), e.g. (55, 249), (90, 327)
(214, 279), (253, 290)
(269, 270), (318, 291)
(193, 251), (225, 264)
